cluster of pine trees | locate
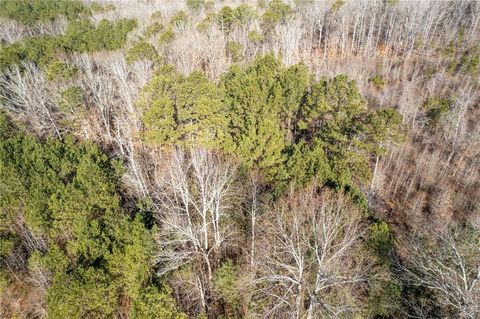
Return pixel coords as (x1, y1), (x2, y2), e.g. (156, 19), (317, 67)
(140, 55), (402, 193)
(0, 114), (184, 318)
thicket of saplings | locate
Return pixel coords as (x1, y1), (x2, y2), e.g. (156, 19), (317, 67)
(1, 0), (479, 318)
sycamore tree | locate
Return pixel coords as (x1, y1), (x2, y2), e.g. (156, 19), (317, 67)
(153, 148), (240, 316)
(402, 229), (480, 319)
(254, 188), (371, 318)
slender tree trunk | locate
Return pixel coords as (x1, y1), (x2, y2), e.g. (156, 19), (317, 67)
(370, 154), (380, 195)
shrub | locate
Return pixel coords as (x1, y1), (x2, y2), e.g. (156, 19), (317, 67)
(262, 0), (292, 27)
(213, 261), (241, 311)
(159, 28), (175, 45)
(386, 0), (399, 5)
(247, 30), (263, 42)
(331, 0), (346, 11)
(0, 269), (9, 295)
(445, 46), (479, 75)
(216, 5), (255, 32)
(459, 47), (480, 75)
(197, 13), (216, 32)
(0, 235), (16, 259)
(368, 277), (402, 317)
(367, 221), (396, 264)
(132, 285), (187, 319)
(294, 0), (314, 6)
(89, 1), (116, 13)
(424, 66), (436, 80)
(234, 4), (255, 25)
(204, 1), (215, 11)
(151, 11), (162, 20)
(226, 41), (243, 62)
(370, 74), (384, 89)
(186, 0), (205, 10)
(58, 86), (84, 113)
(170, 11), (188, 27)
(422, 96), (451, 124)
(217, 6), (235, 32)
(46, 60), (78, 81)
(144, 21), (164, 38)
(126, 41), (158, 64)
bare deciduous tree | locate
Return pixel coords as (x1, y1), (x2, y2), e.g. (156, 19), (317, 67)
(255, 188), (370, 319)
(0, 62), (60, 137)
(246, 170), (261, 269)
(153, 148), (239, 315)
(402, 230), (480, 319)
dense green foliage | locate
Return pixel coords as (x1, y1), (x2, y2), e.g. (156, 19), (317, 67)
(126, 41), (159, 64)
(0, 0), (87, 26)
(185, 0), (205, 10)
(0, 18), (137, 70)
(262, 0), (292, 27)
(0, 35), (60, 70)
(58, 86), (84, 113)
(370, 74), (385, 89)
(0, 0), (117, 26)
(63, 18), (137, 52)
(213, 261), (242, 313)
(0, 114), (183, 318)
(140, 55), (403, 192)
(141, 66), (231, 149)
(422, 96), (452, 125)
(169, 11), (188, 27)
(46, 60), (78, 81)
(226, 41), (243, 62)
(196, 4), (255, 32)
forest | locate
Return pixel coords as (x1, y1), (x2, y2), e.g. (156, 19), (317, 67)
(0, 0), (479, 318)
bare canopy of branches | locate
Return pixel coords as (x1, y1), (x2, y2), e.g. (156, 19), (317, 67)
(153, 147), (240, 315)
(255, 187), (370, 319)
(401, 230), (480, 319)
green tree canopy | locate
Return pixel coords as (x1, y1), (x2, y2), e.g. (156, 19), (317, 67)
(0, 18), (137, 70)
(0, 0), (87, 26)
(0, 113), (183, 318)
(140, 65), (232, 150)
(140, 55), (403, 193)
